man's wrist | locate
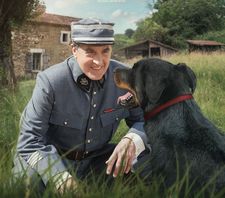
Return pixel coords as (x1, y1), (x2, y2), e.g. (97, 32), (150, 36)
(122, 136), (133, 142)
(123, 133), (145, 157)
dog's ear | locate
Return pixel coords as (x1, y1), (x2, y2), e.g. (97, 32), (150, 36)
(175, 63), (197, 93)
(144, 74), (166, 104)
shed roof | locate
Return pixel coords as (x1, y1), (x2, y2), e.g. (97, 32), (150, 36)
(187, 40), (225, 46)
(31, 12), (81, 26)
(122, 40), (178, 51)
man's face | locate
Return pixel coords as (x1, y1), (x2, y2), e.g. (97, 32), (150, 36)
(72, 44), (112, 80)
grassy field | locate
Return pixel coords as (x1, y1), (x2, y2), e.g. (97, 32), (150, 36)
(0, 52), (225, 197)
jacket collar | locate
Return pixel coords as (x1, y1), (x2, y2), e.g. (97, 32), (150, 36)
(67, 56), (105, 92)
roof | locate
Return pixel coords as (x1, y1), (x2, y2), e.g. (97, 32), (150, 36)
(187, 40), (225, 46)
(122, 40), (178, 51)
(30, 12), (81, 26)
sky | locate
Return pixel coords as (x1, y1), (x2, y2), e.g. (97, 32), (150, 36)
(43, 0), (156, 34)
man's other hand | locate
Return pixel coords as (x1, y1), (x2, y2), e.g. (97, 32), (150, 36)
(105, 137), (135, 177)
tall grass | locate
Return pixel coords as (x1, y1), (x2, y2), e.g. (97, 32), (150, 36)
(0, 52), (225, 197)
(0, 80), (35, 197)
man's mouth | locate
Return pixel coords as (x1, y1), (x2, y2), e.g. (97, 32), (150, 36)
(91, 65), (103, 70)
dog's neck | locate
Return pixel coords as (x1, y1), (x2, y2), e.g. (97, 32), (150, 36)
(144, 94), (193, 121)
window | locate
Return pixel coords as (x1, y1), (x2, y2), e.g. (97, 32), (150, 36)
(150, 47), (161, 57)
(26, 49), (46, 72)
(60, 31), (70, 44)
(32, 53), (42, 70)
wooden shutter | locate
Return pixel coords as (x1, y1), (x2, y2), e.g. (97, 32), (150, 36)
(25, 52), (33, 72)
(42, 53), (49, 70)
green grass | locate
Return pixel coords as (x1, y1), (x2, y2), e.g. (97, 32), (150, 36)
(0, 80), (35, 153)
(0, 53), (225, 197)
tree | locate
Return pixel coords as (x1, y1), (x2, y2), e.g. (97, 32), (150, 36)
(0, 0), (43, 87)
(124, 28), (135, 38)
(152, 0), (225, 39)
(132, 17), (168, 42)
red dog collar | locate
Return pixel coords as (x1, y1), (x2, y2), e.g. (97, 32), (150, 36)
(144, 94), (193, 121)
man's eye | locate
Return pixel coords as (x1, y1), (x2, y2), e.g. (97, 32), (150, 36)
(86, 51), (94, 55)
(103, 49), (110, 54)
(85, 50), (95, 55)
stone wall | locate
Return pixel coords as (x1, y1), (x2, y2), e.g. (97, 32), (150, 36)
(12, 22), (72, 78)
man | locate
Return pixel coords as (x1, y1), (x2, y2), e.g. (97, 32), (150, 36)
(13, 18), (149, 193)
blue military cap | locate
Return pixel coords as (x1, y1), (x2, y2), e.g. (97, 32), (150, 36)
(71, 18), (115, 45)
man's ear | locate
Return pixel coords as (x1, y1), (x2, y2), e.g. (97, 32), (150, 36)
(71, 46), (78, 57)
(175, 63), (197, 93)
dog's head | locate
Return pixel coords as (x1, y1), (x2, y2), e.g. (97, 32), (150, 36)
(114, 58), (196, 111)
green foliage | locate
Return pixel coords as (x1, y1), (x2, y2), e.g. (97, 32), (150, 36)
(137, 0), (225, 48)
(124, 29), (135, 39)
(195, 29), (225, 45)
(132, 17), (168, 42)
(135, 0), (222, 48)
(113, 34), (135, 50)
(0, 0), (43, 27)
(152, 0), (225, 38)
(164, 35), (188, 49)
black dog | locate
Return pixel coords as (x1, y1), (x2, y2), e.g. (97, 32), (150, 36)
(114, 58), (225, 194)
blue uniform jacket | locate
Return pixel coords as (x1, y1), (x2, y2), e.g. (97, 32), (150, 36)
(15, 56), (148, 185)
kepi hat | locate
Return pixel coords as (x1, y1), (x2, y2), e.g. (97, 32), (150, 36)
(71, 18), (115, 45)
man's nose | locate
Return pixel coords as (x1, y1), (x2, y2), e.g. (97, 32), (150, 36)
(92, 54), (103, 65)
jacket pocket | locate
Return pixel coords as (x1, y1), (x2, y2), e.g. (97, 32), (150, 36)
(49, 110), (84, 130)
(100, 108), (129, 127)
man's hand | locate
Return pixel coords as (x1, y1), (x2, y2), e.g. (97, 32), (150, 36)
(57, 177), (78, 194)
(105, 137), (136, 177)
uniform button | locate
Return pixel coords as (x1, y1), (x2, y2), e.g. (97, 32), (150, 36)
(87, 139), (91, 143)
(116, 117), (119, 121)
(85, 151), (89, 154)
(89, 128), (92, 132)
(93, 91), (97, 95)
(93, 104), (97, 108)
(91, 116), (94, 120)
(64, 121), (68, 125)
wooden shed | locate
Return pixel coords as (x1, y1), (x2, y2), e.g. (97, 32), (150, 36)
(187, 40), (225, 52)
(122, 40), (178, 58)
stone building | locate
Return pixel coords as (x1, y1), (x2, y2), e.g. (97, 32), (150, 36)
(12, 13), (80, 78)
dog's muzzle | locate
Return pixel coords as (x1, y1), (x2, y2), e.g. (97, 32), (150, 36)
(117, 92), (137, 108)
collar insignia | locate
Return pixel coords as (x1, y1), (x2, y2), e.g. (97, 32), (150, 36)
(80, 77), (89, 86)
